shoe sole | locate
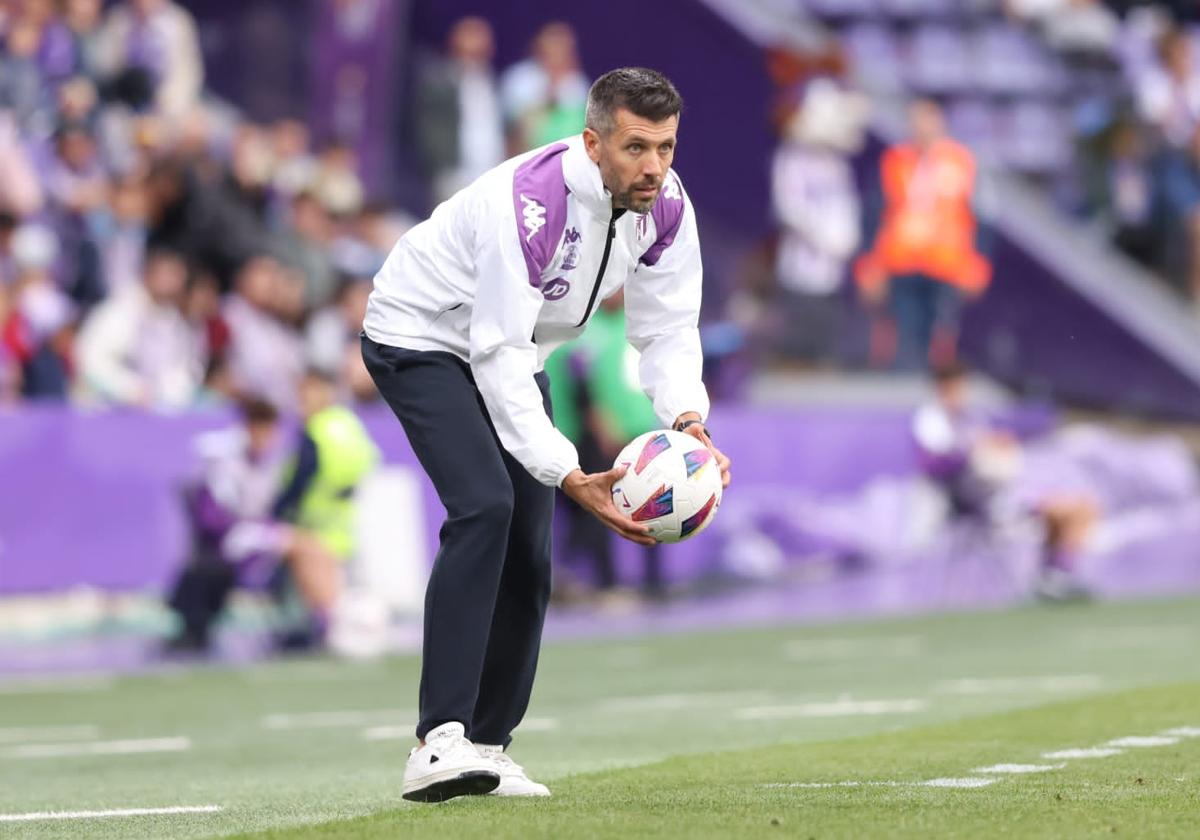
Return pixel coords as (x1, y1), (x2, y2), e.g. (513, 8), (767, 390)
(402, 770), (500, 803)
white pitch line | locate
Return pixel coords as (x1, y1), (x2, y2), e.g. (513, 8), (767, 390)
(1043, 747), (1124, 760)
(735, 698), (926, 720)
(973, 763), (1066, 774)
(0, 805), (221, 823)
(1106, 735), (1179, 748)
(936, 675), (1102, 695)
(763, 778), (996, 789)
(1162, 727), (1200, 738)
(262, 710), (408, 730)
(0, 725), (99, 744)
(3, 737), (190, 759)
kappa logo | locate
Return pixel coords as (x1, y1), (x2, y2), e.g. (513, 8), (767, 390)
(520, 194), (546, 242)
(563, 227), (582, 244)
(661, 174), (682, 201)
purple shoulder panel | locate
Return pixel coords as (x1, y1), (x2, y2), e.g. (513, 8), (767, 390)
(512, 143), (570, 287)
(640, 171), (686, 267)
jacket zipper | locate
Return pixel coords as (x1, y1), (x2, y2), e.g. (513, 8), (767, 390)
(575, 212), (619, 328)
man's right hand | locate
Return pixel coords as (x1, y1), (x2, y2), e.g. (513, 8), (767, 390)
(561, 466), (657, 546)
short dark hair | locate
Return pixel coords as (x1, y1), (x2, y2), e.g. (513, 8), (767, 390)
(239, 396), (279, 425)
(932, 360), (968, 384)
(586, 67), (683, 136)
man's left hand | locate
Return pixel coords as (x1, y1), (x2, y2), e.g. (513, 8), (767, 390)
(674, 413), (731, 489)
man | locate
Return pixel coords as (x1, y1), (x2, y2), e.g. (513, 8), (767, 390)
(362, 67), (730, 802)
(271, 367), (379, 641)
(855, 98), (991, 371)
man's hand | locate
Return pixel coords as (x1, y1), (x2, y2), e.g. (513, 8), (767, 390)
(674, 413), (731, 489)
(561, 466), (657, 546)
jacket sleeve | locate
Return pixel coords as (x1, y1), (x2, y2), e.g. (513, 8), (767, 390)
(468, 185), (581, 487)
(625, 181), (711, 427)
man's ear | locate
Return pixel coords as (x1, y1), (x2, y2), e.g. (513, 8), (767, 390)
(583, 127), (602, 163)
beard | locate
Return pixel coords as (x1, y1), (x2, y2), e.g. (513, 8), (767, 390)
(615, 180), (660, 214)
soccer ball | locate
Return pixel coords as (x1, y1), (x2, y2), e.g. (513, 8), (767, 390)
(611, 429), (722, 543)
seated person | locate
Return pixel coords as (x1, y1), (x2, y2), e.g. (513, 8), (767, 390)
(165, 397), (290, 652)
(913, 363), (1096, 602)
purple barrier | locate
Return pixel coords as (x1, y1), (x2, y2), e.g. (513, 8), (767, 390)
(0, 403), (922, 596)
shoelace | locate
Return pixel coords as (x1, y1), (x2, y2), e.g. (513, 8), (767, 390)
(429, 732), (479, 762)
(486, 752), (524, 774)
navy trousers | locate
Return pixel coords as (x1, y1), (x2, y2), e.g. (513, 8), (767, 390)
(361, 335), (554, 747)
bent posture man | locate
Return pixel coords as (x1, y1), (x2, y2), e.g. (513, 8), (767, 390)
(362, 67), (730, 802)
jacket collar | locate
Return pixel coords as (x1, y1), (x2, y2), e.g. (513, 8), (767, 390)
(562, 134), (615, 218)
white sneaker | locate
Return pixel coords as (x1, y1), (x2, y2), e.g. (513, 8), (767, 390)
(476, 744), (551, 797)
(402, 723), (500, 802)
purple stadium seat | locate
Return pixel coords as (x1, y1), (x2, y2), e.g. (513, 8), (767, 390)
(844, 23), (905, 92)
(879, 0), (960, 19)
(974, 24), (1065, 94)
(907, 24), (974, 94)
(997, 101), (1073, 173)
(806, 0), (881, 19)
(946, 98), (999, 164)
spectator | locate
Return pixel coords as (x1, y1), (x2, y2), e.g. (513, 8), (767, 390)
(855, 99), (991, 371)
(279, 191), (336, 310)
(95, 0), (203, 121)
(97, 173), (148, 296)
(63, 0), (105, 82)
(0, 111), (44, 217)
(0, 282), (21, 401)
(499, 21), (589, 153)
(222, 255), (305, 410)
(45, 120), (109, 305)
(3, 224), (74, 399)
(417, 16), (505, 203)
(770, 78), (866, 366)
(1134, 28), (1200, 148)
(1155, 122), (1200, 299)
(75, 247), (202, 408)
(305, 276), (372, 396)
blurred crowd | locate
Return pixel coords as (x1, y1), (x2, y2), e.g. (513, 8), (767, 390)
(0, 0), (403, 409)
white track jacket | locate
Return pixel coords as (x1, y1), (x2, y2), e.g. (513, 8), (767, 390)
(363, 135), (709, 487)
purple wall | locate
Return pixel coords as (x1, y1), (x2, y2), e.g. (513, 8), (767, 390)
(0, 402), (920, 595)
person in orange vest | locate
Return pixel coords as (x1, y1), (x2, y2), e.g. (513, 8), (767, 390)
(855, 99), (991, 371)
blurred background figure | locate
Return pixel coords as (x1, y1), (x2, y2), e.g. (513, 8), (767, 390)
(75, 247), (200, 408)
(913, 362), (1097, 602)
(165, 396), (288, 653)
(500, 21), (590, 153)
(769, 77), (867, 367)
(416, 16), (504, 204)
(856, 99), (992, 372)
(548, 291), (665, 607)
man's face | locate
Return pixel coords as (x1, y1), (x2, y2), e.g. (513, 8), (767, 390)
(246, 420), (278, 459)
(584, 108), (678, 215)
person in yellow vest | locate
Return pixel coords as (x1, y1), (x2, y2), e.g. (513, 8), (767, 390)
(855, 98), (991, 371)
(271, 368), (379, 645)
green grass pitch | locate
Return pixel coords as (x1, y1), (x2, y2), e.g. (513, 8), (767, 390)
(1, 596), (1198, 839)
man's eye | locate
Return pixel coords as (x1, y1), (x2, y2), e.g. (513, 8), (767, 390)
(628, 145), (642, 153)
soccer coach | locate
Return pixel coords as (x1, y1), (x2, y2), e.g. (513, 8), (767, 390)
(361, 67), (731, 802)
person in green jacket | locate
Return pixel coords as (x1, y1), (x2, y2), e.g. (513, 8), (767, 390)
(547, 291), (664, 601)
(272, 368), (380, 636)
